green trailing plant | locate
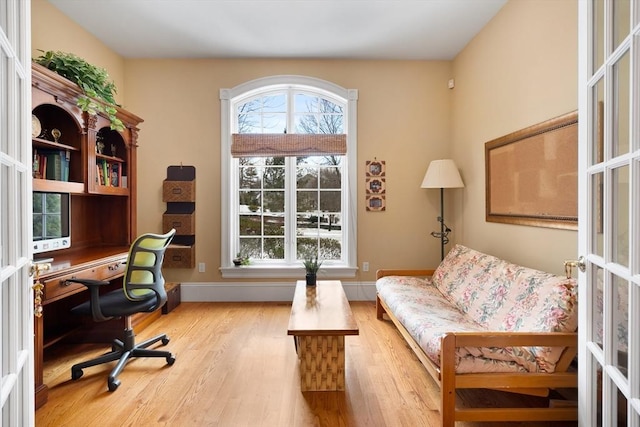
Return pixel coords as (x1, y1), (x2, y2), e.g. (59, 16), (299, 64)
(33, 50), (124, 131)
(303, 256), (322, 274)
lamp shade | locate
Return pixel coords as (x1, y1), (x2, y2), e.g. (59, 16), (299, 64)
(420, 159), (464, 189)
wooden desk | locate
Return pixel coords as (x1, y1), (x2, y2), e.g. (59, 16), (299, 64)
(34, 246), (160, 409)
(287, 280), (359, 391)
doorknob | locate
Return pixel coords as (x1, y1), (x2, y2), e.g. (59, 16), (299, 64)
(564, 256), (586, 278)
(30, 260), (51, 318)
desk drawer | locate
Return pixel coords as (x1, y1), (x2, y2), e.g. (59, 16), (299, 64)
(43, 260), (126, 302)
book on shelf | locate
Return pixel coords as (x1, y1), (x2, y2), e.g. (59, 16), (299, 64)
(45, 152), (62, 180)
(96, 159), (123, 187)
(34, 149), (70, 181)
(102, 160), (109, 186)
(96, 163), (105, 185)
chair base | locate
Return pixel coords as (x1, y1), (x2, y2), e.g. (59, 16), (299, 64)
(71, 327), (175, 392)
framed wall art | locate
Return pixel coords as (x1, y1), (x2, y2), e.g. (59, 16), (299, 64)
(485, 111), (578, 230)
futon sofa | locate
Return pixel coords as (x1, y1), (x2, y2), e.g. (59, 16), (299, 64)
(376, 244), (578, 425)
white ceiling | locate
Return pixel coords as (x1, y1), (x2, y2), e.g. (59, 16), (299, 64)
(48, 0), (507, 60)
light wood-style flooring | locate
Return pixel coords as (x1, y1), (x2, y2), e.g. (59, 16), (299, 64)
(35, 302), (577, 427)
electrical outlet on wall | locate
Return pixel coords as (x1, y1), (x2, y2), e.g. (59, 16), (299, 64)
(198, 262), (205, 273)
(362, 262), (369, 272)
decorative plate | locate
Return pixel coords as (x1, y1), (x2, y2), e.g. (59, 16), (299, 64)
(32, 114), (41, 138)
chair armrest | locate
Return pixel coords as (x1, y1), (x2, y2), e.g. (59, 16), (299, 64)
(65, 278), (110, 287)
(65, 278), (112, 322)
(376, 269), (436, 279)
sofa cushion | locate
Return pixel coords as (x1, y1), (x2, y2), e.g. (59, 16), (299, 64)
(377, 275), (531, 374)
(431, 244), (578, 372)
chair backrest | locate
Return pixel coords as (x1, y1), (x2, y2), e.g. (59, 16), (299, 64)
(122, 229), (176, 308)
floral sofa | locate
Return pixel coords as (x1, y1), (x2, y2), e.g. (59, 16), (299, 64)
(376, 244), (578, 425)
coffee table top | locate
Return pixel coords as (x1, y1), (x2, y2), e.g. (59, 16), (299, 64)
(287, 280), (359, 336)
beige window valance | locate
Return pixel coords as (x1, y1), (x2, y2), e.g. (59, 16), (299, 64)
(231, 133), (347, 157)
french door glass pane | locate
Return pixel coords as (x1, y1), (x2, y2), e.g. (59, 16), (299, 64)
(613, 276), (629, 378)
(613, 0), (630, 50)
(592, 172), (604, 257)
(613, 50), (630, 157)
(590, 358), (603, 425)
(1, 52), (7, 155)
(593, 0), (605, 73)
(1, 163), (8, 267)
(592, 78), (604, 165)
(593, 265), (604, 350)
(612, 165), (629, 267)
(613, 383), (628, 426)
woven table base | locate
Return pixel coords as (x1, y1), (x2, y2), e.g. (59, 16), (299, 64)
(297, 335), (345, 391)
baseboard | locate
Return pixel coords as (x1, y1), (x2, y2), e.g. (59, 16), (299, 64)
(181, 281), (377, 302)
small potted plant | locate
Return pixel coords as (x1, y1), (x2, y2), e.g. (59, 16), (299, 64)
(303, 256), (322, 286)
(233, 252), (249, 266)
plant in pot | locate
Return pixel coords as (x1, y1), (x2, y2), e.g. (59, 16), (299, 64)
(33, 50), (125, 131)
(303, 256), (322, 286)
(233, 252), (249, 266)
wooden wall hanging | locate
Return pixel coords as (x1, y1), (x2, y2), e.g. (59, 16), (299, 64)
(162, 165), (196, 268)
(365, 159), (386, 211)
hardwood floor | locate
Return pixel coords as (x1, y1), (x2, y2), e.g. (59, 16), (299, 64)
(35, 302), (576, 426)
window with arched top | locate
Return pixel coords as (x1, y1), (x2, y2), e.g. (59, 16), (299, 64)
(220, 76), (358, 278)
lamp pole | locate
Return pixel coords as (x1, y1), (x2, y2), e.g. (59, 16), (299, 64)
(439, 187), (445, 261)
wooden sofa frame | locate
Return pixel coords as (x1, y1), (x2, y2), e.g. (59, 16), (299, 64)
(376, 269), (578, 426)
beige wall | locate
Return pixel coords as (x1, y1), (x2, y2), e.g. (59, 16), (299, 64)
(32, 0), (578, 282)
(123, 59), (452, 283)
(450, 0), (578, 275)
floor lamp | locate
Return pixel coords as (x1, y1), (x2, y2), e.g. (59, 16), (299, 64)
(421, 159), (464, 261)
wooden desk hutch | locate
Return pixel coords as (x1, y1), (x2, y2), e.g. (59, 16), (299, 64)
(31, 63), (155, 409)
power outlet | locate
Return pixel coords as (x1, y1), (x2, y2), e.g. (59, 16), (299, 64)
(198, 262), (205, 273)
(362, 262), (369, 272)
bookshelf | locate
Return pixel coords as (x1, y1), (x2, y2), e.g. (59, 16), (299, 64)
(31, 63), (146, 409)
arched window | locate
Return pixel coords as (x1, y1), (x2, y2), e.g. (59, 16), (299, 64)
(220, 76), (358, 278)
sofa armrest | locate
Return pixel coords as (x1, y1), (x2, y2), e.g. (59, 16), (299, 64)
(444, 331), (577, 349)
(376, 269), (435, 279)
(443, 331), (578, 374)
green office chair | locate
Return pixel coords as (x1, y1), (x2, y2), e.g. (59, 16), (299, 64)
(67, 229), (176, 391)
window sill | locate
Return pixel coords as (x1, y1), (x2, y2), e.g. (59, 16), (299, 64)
(220, 265), (358, 279)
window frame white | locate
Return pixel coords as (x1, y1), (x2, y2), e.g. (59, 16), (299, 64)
(220, 75), (358, 279)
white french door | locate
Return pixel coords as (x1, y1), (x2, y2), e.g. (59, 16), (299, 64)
(0, 0), (34, 426)
(578, 0), (640, 426)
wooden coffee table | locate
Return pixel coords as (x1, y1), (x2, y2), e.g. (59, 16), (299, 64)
(287, 280), (359, 391)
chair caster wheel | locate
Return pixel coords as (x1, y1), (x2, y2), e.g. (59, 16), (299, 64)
(71, 369), (83, 380)
(161, 337), (170, 346)
(108, 379), (120, 392)
(167, 355), (176, 366)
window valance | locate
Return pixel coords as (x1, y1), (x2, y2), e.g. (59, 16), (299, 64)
(231, 133), (346, 157)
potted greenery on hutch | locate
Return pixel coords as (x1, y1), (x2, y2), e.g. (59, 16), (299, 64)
(33, 50), (124, 131)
